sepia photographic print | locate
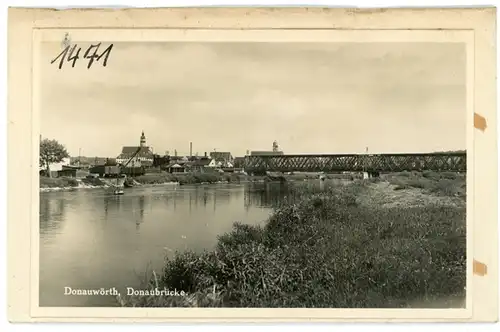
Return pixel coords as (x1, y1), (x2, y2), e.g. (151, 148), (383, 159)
(7, 8), (498, 323)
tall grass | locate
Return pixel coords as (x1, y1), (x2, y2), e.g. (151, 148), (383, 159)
(387, 171), (466, 198)
(39, 176), (79, 188)
(120, 182), (466, 308)
(133, 172), (247, 185)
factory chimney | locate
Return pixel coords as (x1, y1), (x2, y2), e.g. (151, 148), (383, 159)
(190, 142), (193, 157)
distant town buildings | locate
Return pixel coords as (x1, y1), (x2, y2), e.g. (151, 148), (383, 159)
(62, 133), (258, 177)
(209, 151), (234, 167)
(250, 140), (284, 156)
(116, 131), (154, 167)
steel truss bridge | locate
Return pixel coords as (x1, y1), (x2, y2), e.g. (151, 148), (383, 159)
(243, 153), (466, 174)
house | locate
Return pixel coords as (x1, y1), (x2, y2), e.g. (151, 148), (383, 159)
(210, 152), (233, 163)
(116, 131), (154, 167)
(213, 158), (234, 168)
(189, 158), (217, 172)
(48, 157), (71, 172)
(153, 154), (170, 168)
(70, 157), (114, 168)
(166, 163), (187, 174)
(57, 168), (77, 178)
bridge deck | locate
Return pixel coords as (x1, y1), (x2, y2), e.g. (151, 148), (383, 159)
(243, 153), (466, 173)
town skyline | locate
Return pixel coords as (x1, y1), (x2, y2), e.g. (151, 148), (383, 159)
(40, 42), (466, 157)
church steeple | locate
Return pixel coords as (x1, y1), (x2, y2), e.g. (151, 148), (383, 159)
(140, 131), (146, 147)
(272, 140), (279, 152)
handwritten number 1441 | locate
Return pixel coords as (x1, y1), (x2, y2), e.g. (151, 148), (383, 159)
(51, 43), (114, 69)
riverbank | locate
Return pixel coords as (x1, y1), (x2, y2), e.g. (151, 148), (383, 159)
(118, 175), (466, 308)
(39, 172), (353, 192)
(40, 176), (107, 191)
(39, 173), (252, 192)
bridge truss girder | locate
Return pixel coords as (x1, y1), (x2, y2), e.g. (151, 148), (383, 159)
(243, 153), (466, 173)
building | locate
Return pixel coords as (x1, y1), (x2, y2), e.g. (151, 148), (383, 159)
(166, 162), (187, 173)
(250, 151), (284, 156)
(116, 131), (154, 167)
(210, 151), (234, 168)
(70, 156), (115, 168)
(153, 154), (170, 168)
(190, 158), (217, 172)
(57, 168), (77, 178)
(210, 152), (233, 163)
(47, 157), (71, 171)
(250, 141), (284, 156)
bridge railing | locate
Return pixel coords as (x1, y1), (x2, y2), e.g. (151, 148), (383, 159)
(243, 153), (466, 173)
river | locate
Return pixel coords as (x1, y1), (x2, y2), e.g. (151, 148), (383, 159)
(39, 182), (294, 307)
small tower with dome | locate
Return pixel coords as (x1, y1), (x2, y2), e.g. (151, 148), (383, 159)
(272, 140), (279, 152)
(140, 131), (146, 147)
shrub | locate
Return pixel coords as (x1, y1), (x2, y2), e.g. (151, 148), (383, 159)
(81, 177), (105, 186)
(39, 176), (79, 188)
(121, 183), (465, 308)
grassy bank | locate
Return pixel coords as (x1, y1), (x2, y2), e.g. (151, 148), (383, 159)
(132, 172), (250, 185)
(383, 171), (466, 198)
(132, 171), (354, 186)
(119, 178), (466, 308)
(40, 176), (106, 189)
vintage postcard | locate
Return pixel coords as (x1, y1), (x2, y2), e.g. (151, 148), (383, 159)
(7, 7), (498, 323)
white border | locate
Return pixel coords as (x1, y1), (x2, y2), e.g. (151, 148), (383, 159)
(2, 1), (498, 331)
(31, 27), (474, 321)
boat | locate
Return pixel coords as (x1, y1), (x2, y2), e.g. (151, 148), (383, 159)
(113, 188), (124, 195)
(111, 175), (126, 195)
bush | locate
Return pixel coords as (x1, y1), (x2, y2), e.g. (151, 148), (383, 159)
(133, 172), (247, 186)
(388, 172), (465, 198)
(39, 176), (79, 188)
(121, 184), (465, 308)
(81, 177), (105, 186)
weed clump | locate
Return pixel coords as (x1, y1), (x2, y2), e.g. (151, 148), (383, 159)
(120, 182), (466, 308)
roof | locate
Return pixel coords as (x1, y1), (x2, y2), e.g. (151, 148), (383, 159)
(250, 151), (284, 156)
(191, 158), (212, 167)
(117, 146), (153, 159)
(71, 157), (111, 165)
(210, 152), (233, 160)
(169, 163), (184, 168)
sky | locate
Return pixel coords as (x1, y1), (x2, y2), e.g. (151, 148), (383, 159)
(39, 42), (466, 158)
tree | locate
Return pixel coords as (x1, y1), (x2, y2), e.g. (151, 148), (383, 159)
(40, 138), (70, 177)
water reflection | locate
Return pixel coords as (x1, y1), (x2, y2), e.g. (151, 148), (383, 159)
(103, 195), (123, 217)
(39, 196), (66, 236)
(39, 183), (292, 307)
(244, 182), (291, 209)
(135, 195), (145, 230)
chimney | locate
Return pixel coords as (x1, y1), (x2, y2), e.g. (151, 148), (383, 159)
(190, 142), (193, 157)
(204, 152), (207, 158)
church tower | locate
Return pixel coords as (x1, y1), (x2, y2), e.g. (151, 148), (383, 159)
(140, 131), (146, 147)
(272, 140), (279, 152)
